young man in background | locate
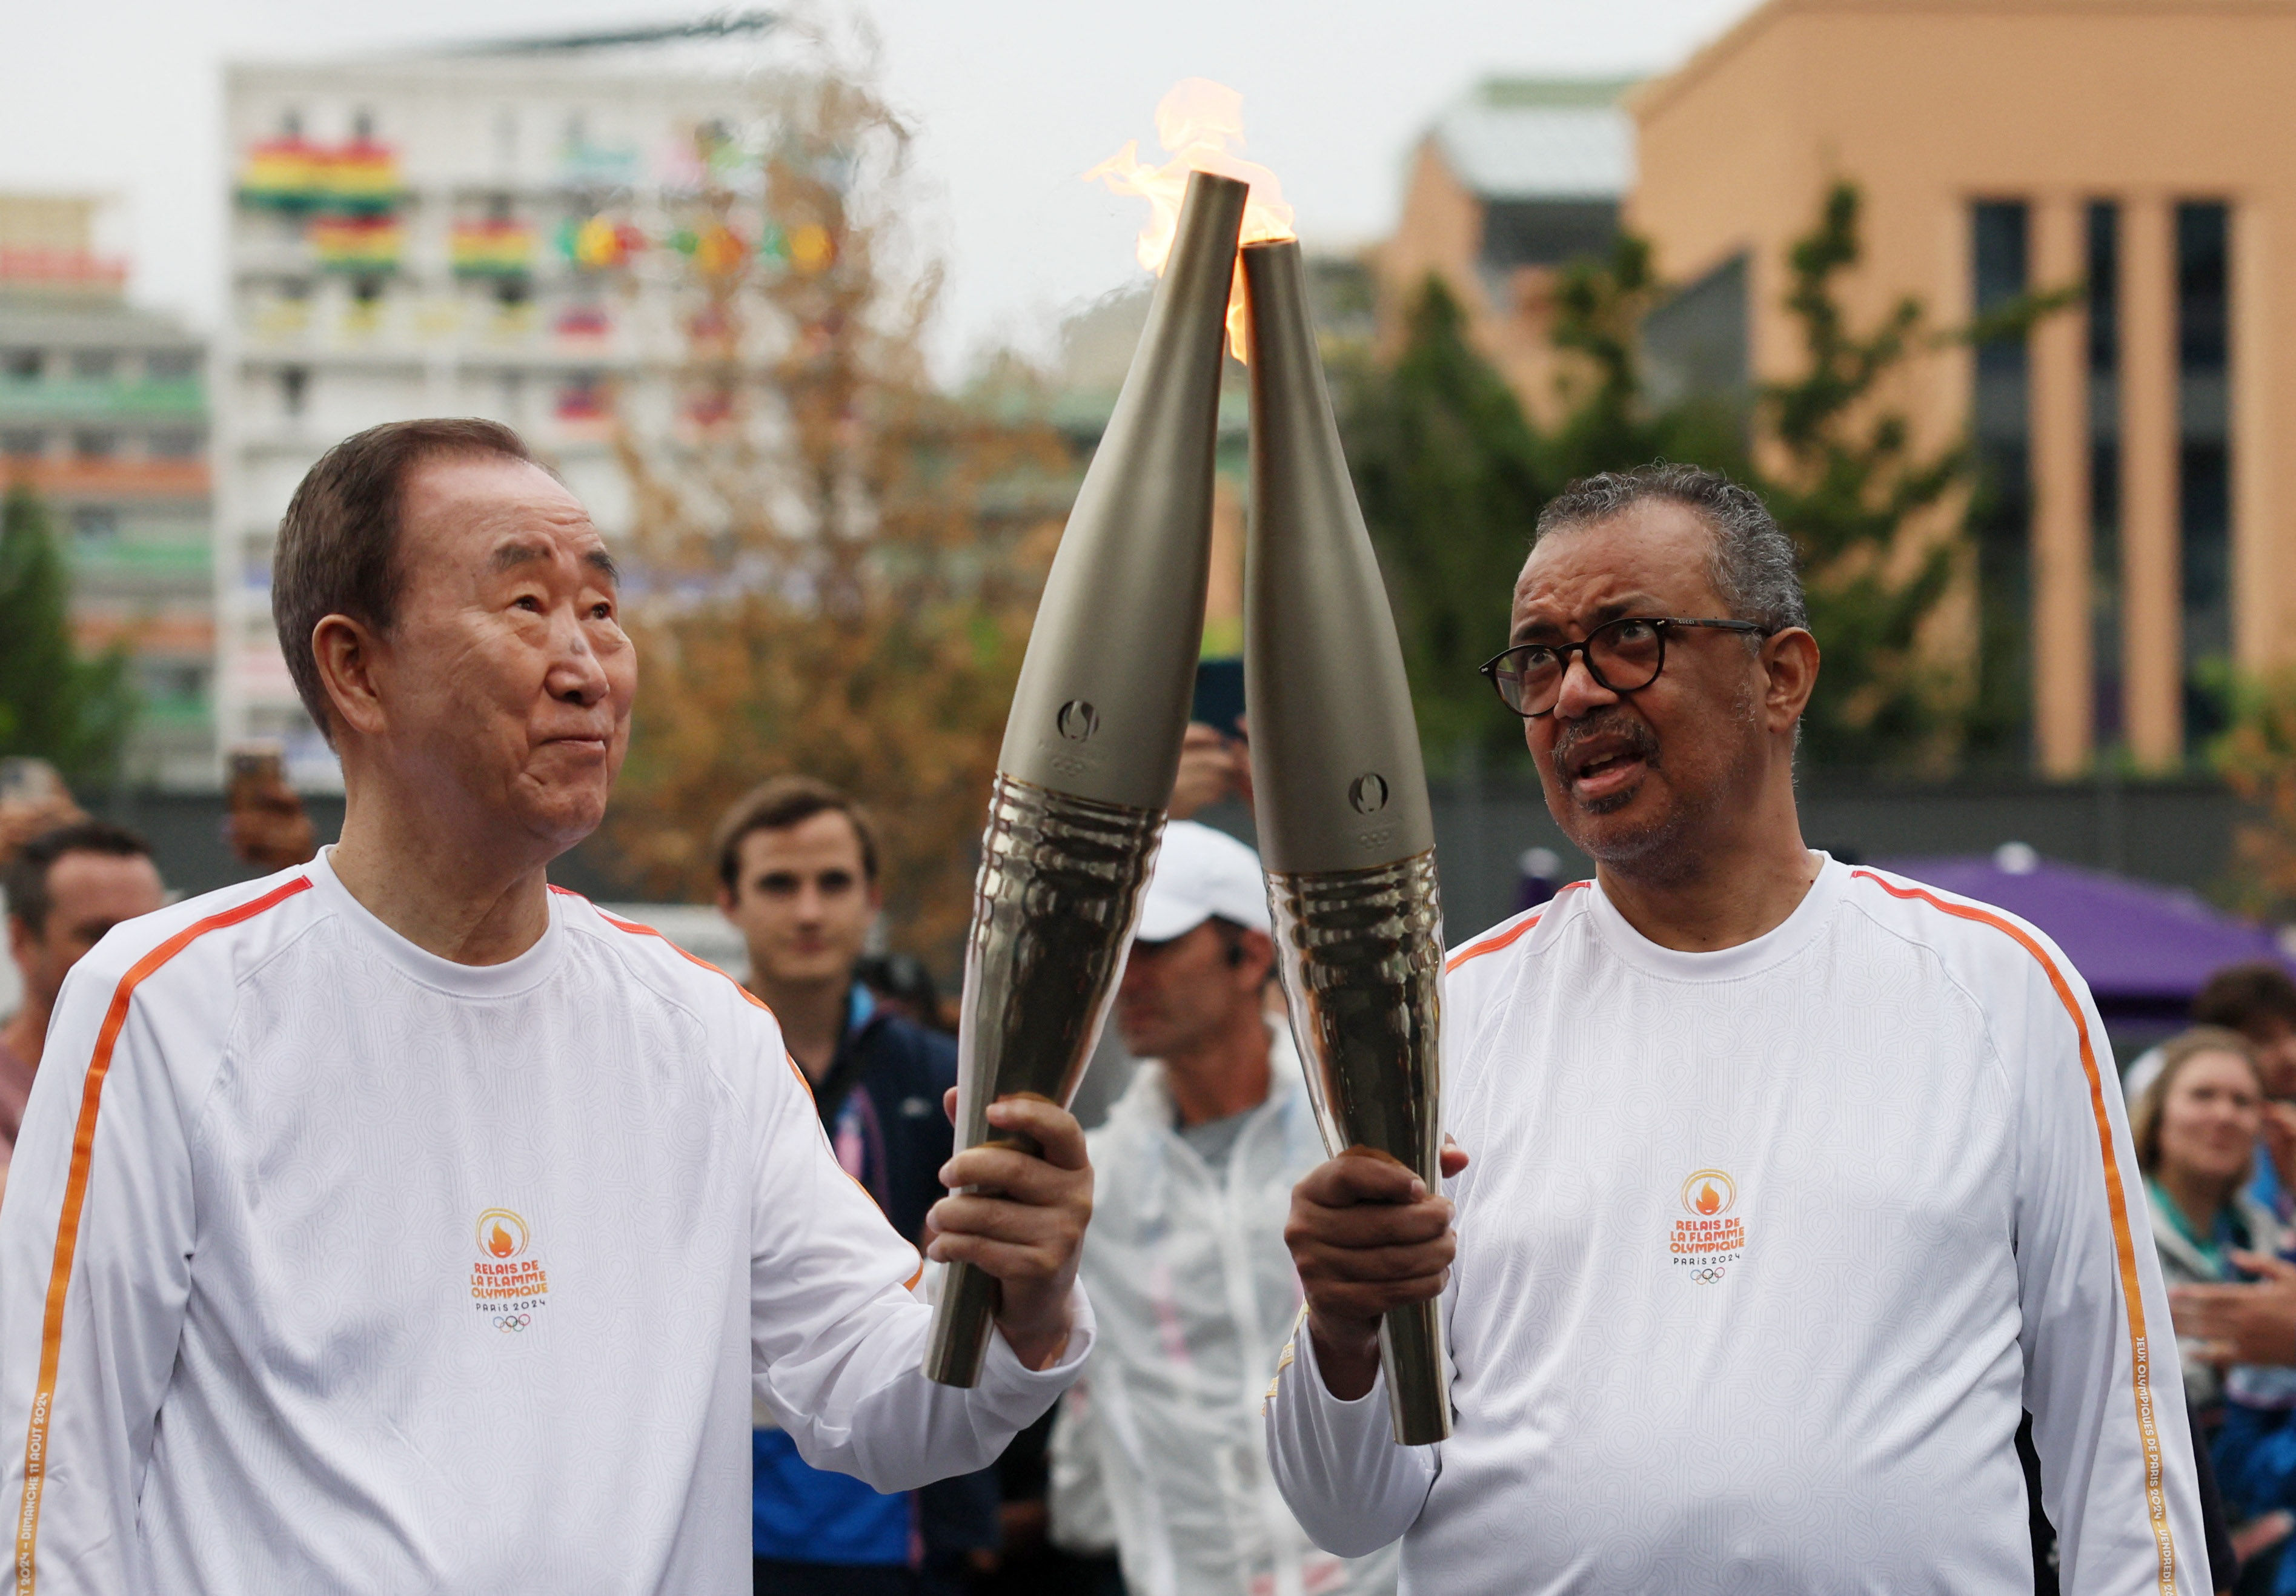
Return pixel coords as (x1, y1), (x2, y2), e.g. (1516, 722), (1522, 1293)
(717, 776), (1000, 1594)
(0, 821), (164, 1167)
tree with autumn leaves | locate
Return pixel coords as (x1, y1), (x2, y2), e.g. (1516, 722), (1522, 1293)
(599, 47), (1069, 959)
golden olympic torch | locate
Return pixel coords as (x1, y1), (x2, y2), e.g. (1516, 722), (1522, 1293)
(921, 169), (1248, 1386)
(1241, 237), (1451, 1445)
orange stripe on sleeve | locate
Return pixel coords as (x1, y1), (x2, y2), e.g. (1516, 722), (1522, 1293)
(15, 875), (311, 1596)
(579, 898), (775, 1015)
(1851, 870), (2176, 1595)
(1444, 882), (1588, 973)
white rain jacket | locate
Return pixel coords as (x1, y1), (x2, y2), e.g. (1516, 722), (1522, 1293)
(1051, 1030), (1398, 1596)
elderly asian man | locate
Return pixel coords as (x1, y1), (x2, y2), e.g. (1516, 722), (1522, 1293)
(0, 419), (1095, 1595)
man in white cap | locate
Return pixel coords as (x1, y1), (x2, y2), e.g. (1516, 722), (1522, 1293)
(1047, 821), (1397, 1596)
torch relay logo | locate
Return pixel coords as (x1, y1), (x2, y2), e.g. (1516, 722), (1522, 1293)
(1670, 1168), (1746, 1282)
(471, 1207), (549, 1326)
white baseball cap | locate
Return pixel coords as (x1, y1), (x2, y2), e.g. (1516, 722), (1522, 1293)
(1135, 821), (1272, 943)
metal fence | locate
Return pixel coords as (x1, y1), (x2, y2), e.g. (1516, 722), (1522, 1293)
(88, 772), (2254, 958)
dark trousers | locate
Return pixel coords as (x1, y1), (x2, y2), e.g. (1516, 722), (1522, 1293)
(754, 1559), (918, 1596)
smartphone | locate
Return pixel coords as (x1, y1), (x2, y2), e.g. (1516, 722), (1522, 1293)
(1191, 657), (1246, 738)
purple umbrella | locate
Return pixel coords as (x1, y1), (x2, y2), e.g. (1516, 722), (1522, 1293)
(1872, 846), (2295, 1016)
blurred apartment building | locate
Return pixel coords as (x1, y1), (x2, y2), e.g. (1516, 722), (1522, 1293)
(1379, 78), (1635, 431)
(1388, 0), (2294, 777)
(217, 19), (767, 783)
(0, 195), (213, 786)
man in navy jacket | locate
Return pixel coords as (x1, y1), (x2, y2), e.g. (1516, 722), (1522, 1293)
(715, 777), (998, 1595)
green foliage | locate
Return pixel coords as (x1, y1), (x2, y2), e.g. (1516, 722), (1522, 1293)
(1340, 279), (1547, 768)
(1344, 180), (2068, 774)
(0, 486), (134, 781)
(1751, 184), (1968, 768)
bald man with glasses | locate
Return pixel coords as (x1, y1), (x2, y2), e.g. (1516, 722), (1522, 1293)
(1264, 464), (2211, 1594)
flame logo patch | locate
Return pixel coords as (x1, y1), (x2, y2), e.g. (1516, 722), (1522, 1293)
(1680, 1168), (1736, 1217)
(470, 1208), (550, 1323)
(1670, 1169), (1746, 1283)
(475, 1207), (529, 1260)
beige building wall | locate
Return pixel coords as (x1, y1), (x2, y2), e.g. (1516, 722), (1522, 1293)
(1376, 140), (1585, 429)
(1630, 0), (2296, 773)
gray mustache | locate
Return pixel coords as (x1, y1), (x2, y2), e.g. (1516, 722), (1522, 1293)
(1551, 712), (1659, 774)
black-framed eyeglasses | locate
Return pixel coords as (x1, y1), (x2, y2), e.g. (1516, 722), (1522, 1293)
(1478, 617), (1773, 719)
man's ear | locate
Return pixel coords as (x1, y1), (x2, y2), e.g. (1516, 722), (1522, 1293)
(1760, 627), (1820, 734)
(311, 613), (390, 741)
(716, 882), (740, 920)
(5, 913), (38, 969)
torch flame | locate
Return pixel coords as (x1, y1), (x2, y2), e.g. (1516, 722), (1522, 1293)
(1695, 1182), (1721, 1216)
(489, 1222), (517, 1257)
(1084, 78), (1296, 360)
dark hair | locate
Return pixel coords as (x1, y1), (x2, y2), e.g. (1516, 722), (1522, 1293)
(272, 417), (537, 740)
(714, 775), (881, 892)
(2193, 962), (2296, 1037)
(4, 821), (153, 937)
(1534, 463), (1809, 635)
(2130, 1025), (2260, 1178)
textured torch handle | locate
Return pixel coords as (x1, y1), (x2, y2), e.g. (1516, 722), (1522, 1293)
(923, 778), (1162, 1386)
(1264, 853), (1452, 1444)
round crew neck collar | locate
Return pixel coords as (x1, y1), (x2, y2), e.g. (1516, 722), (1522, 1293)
(1582, 852), (1843, 984)
(308, 847), (566, 998)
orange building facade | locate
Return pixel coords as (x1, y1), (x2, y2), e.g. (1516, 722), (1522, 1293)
(1628, 0), (2296, 773)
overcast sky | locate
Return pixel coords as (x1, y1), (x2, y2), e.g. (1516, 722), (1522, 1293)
(0, 0), (1756, 375)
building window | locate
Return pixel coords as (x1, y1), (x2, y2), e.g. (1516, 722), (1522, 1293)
(73, 429), (118, 460)
(70, 350), (118, 382)
(150, 428), (204, 459)
(2086, 200), (2121, 747)
(280, 366), (308, 417)
(139, 662), (207, 709)
(0, 430), (43, 459)
(1476, 199), (1620, 278)
(1969, 199), (2032, 766)
(147, 350), (197, 381)
(2177, 201), (2231, 749)
(71, 506), (119, 541)
(2, 349), (39, 382)
(1644, 252), (1749, 414)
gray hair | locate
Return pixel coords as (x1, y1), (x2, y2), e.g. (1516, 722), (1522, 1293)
(1532, 463), (1808, 635)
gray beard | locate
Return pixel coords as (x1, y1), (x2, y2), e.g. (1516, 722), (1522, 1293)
(1558, 685), (1765, 886)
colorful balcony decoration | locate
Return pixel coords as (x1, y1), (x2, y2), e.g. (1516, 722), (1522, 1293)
(558, 214), (646, 271)
(668, 222), (747, 279)
(239, 136), (403, 213)
(239, 135), (325, 210)
(559, 135), (641, 189)
(309, 214), (402, 274)
(788, 223), (834, 276)
(556, 376), (613, 439)
(556, 377), (609, 420)
(320, 138), (403, 213)
(554, 303), (612, 342)
(451, 218), (536, 278)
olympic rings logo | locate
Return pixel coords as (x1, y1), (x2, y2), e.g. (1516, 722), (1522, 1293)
(494, 1314), (531, 1332)
(1690, 1267), (1727, 1285)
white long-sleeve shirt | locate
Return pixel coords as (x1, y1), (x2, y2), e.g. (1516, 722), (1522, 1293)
(1265, 856), (2205, 1595)
(0, 852), (1089, 1594)
(1054, 1039), (1396, 1596)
